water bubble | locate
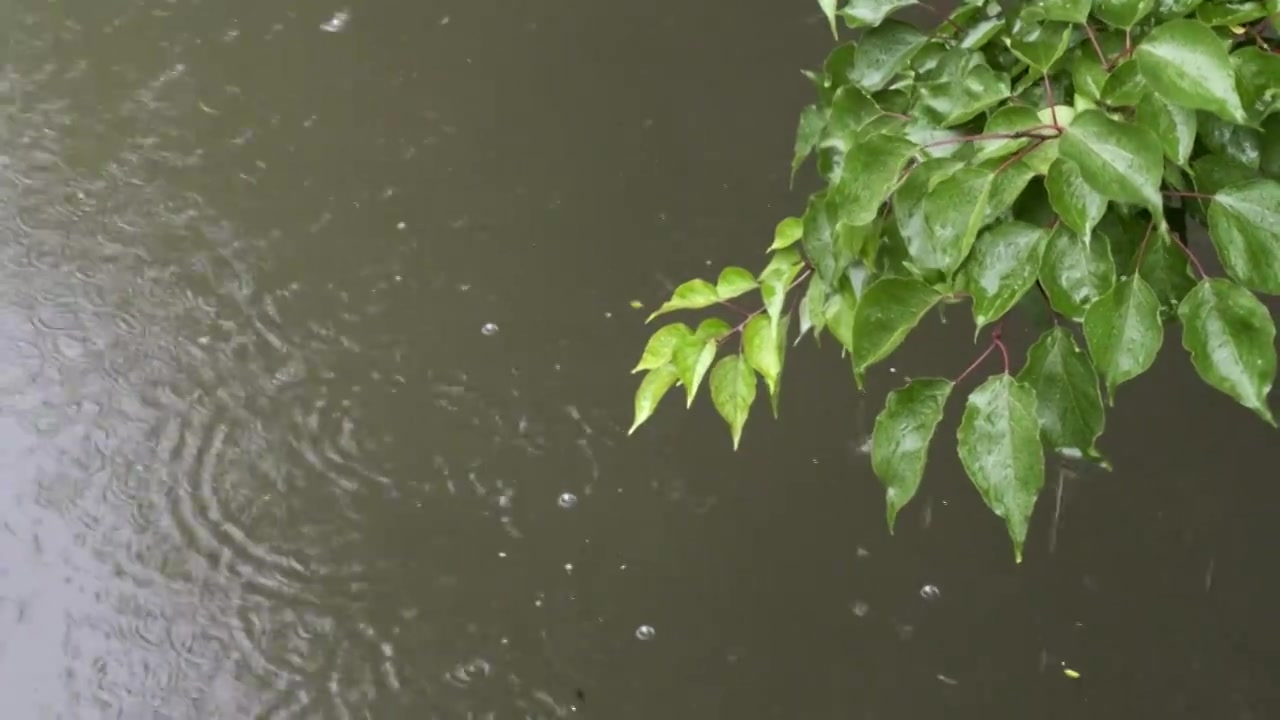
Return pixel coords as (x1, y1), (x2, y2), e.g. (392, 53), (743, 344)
(920, 584), (941, 600)
(481, 322), (500, 336)
(557, 492), (578, 509)
(635, 625), (656, 641)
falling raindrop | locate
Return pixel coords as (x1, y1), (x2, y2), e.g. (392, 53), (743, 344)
(920, 584), (941, 600)
(320, 10), (351, 32)
(481, 322), (499, 336)
(557, 492), (578, 509)
(635, 625), (656, 641)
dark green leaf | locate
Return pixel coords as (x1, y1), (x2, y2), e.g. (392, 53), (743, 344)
(852, 277), (942, 384)
(633, 323), (694, 373)
(823, 86), (885, 151)
(1138, 226), (1197, 317)
(803, 192), (842, 286)
(957, 374), (1046, 563)
(839, 0), (919, 28)
(1199, 112), (1262, 168)
(1071, 48), (1108, 101)
(974, 105), (1045, 162)
(1135, 92), (1198, 166)
(1102, 59), (1148, 107)
(959, 18), (1005, 50)
(831, 132), (920, 226)
(709, 355), (757, 450)
(1008, 19), (1073, 72)
(647, 279), (720, 321)
(1208, 178), (1280, 293)
(1040, 224), (1117, 320)
(1017, 327), (1106, 459)
(1046, 157), (1108, 235)
(1028, 0), (1093, 24)
(1261, 116), (1280, 180)
(1084, 274), (1164, 400)
(851, 20), (929, 92)
(1197, 1), (1268, 25)
(918, 63), (1012, 127)
(983, 159), (1038, 224)
(629, 364), (680, 434)
(1094, 0), (1156, 27)
(1192, 153), (1258, 220)
(673, 336), (718, 407)
(716, 267), (758, 300)
(1059, 109), (1164, 210)
(792, 105), (828, 181)
(769, 216), (803, 251)
(1178, 278), (1277, 425)
(1136, 19), (1248, 123)
(916, 166), (995, 276)
(960, 221), (1051, 332)
(743, 315), (782, 400)
(872, 378), (955, 532)
(1232, 47), (1280, 122)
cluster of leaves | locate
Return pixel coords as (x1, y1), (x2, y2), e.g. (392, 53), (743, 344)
(629, 0), (1280, 561)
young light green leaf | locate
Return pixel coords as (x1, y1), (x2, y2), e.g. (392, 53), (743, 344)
(961, 221), (1050, 333)
(792, 105), (828, 182)
(917, 166), (995, 276)
(673, 336), (718, 407)
(629, 364), (680, 434)
(761, 257), (804, 334)
(770, 313), (791, 417)
(1197, 1), (1269, 26)
(633, 323), (694, 373)
(1208, 178), (1280, 294)
(769, 216), (803, 251)
(819, 0), (839, 38)
(1178, 278), (1277, 425)
(852, 277), (942, 383)
(695, 317), (733, 341)
(743, 315), (782, 398)
(1017, 327), (1106, 459)
(1134, 92), (1197, 166)
(1028, 0), (1092, 23)
(918, 63), (1012, 127)
(1136, 19), (1248, 123)
(839, 0), (919, 28)
(710, 355), (757, 450)
(1039, 225), (1117, 320)
(1084, 274), (1164, 401)
(872, 378), (955, 533)
(1008, 19), (1073, 72)
(647, 279), (720, 322)
(716, 267), (758, 301)
(974, 105), (1045, 162)
(832, 133), (920, 226)
(1059, 109), (1164, 210)
(1094, 0), (1156, 27)
(803, 192), (843, 286)
(850, 20), (928, 92)
(1046, 158), (1108, 235)
(805, 277), (829, 341)
(824, 279), (859, 352)
(957, 374), (1046, 563)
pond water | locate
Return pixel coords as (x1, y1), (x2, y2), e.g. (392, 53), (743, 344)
(1, 1), (1278, 718)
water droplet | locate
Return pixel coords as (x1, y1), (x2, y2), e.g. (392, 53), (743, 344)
(320, 10), (351, 32)
(396, 221), (407, 230)
(920, 584), (941, 600)
(850, 601), (870, 617)
(564, 563), (574, 574)
(635, 624), (656, 641)
(481, 323), (499, 336)
(557, 492), (578, 509)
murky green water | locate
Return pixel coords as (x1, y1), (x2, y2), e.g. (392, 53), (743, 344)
(1, 1), (1278, 718)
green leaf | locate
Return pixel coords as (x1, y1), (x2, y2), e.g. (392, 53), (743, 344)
(831, 132), (920, 226)
(974, 105), (1046, 162)
(673, 336), (718, 407)
(1046, 158), (1108, 235)
(1199, 112), (1263, 168)
(633, 323), (694, 373)
(629, 364), (680, 434)
(743, 315), (783, 399)
(850, 20), (929, 92)
(1157, 0), (1203, 16)
(961, 221), (1051, 333)
(822, 86), (885, 150)
(1039, 225), (1117, 320)
(1027, 0), (1093, 24)
(1093, 0), (1156, 27)
(760, 249), (804, 330)
(839, 0), (919, 28)
(819, 0), (839, 38)
(710, 355), (757, 450)
(957, 374), (1046, 563)
(1059, 109), (1164, 210)
(824, 278), (859, 351)
(1138, 226), (1197, 317)
(769, 216), (803, 251)
(1262, 116), (1280, 180)
(918, 63), (1012, 127)
(872, 378), (954, 533)
(983, 159), (1038, 224)
(917, 166), (995, 277)
(1017, 327), (1106, 459)
(852, 277), (942, 384)
(1102, 58), (1148, 107)
(1134, 92), (1198, 166)
(1208, 179), (1280, 294)
(1178, 278), (1277, 425)
(1084, 274), (1163, 400)
(1136, 19), (1248, 124)
(647, 279), (720, 321)
(1232, 47), (1280, 122)
(803, 192), (842, 286)
(1072, 49), (1108, 102)
(695, 317), (732, 341)
(804, 276), (830, 340)
(770, 313), (791, 417)
(792, 105), (828, 181)
(1197, 0), (1269, 25)
(1008, 19), (1073, 72)
(716, 267), (758, 300)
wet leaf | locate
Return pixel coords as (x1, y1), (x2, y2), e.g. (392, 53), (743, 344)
(1008, 19), (1073, 72)
(824, 278), (859, 352)
(852, 277), (942, 384)
(743, 313), (783, 403)
(974, 105), (1045, 162)
(1232, 47), (1280, 121)
(819, 0), (839, 38)
(872, 378), (954, 533)
(1084, 275), (1163, 400)
(1138, 226), (1197, 316)
(769, 216), (803, 251)
(647, 279), (720, 321)
(673, 336), (718, 407)
(1072, 49), (1108, 102)
(1094, 0), (1156, 27)
(710, 355), (757, 450)
(716, 267), (758, 301)
(839, 0), (919, 28)
(823, 86), (885, 149)
(918, 166), (995, 276)
(695, 317), (732, 341)
(831, 132), (920, 226)
(770, 313), (791, 417)
(1059, 109), (1164, 210)
(1134, 92), (1198, 167)
(803, 192), (842, 286)
(1199, 112), (1262, 169)
(918, 63), (1012, 127)
(804, 277), (829, 341)
(1039, 225), (1117, 320)
(633, 323), (694, 373)
(792, 105), (828, 181)
(957, 374), (1046, 562)
(1018, 326), (1106, 459)
(1208, 178), (1280, 294)
(760, 247), (805, 331)
(1136, 19), (1248, 123)
(1197, 1), (1268, 25)
(960, 221), (1051, 333)
(1046, 158), (1108, 235)
(1178, 278), (1277, 425)
(851, 20), (928, 92)
(983, 159), (1037, 224)
(1028, 0), (1092, 23)
(629, 364), (680, 434)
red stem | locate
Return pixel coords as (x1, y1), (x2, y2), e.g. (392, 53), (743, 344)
(1163, 189), (1215, 200)
(995, 136), (1046, 175)
(1133, 219), (1157, 271)
(1043, 76), (1058, 127)
(955, 342), (997, 385)
(1083, 24), (1107, 67)
(1171, 233), (1209, 278)
(924, 127), (1058, 149)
